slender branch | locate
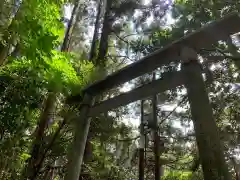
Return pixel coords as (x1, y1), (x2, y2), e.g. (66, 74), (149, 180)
(112, 30), (131, 45)
(117, 128), (151, 142)
(158, 95), (188, 127)
(200, 48), (240, 61)
(117, 136), (140, 142)
(106, 55), (135, 61)
(117, 96), (188, 142)
(34, 113), (75, 176)
(122, 31), (154, 39)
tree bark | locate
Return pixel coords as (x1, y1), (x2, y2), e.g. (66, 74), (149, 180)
(0, 1), (21, 65)
(33, 117), (68, 177)
(96, 0), (113, 66)
(78, 1), (104, 178)
(0, 43), (10, 65)
(22, 1), (80, 178)
(22, 92), (57, 179)
(61, 0), (82, 52)
(89, 0), (102, 61)
(66, 1), (113, 179)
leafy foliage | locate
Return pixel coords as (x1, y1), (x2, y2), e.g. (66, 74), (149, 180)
(0, 0), (240, 179)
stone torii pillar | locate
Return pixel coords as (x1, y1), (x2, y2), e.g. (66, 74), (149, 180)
(180, 47), (230, 180)
(64, 94), (94, 180)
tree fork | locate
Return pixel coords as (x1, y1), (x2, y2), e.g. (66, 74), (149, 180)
(64, 94), (94, 180)
(181, 47), (230, 180)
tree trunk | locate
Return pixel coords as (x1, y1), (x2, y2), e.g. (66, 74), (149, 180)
(78, 0), (107, 172)
(0, 1), (21, 65)
(22, 92), (56, 179)
(33, 117), (68, 176)
(96, 0), (113, 66)
(68, 3), (87, 52)
(10, 43), (20, 58)
(89, 0), (102, 61)
(61, 0), (82, 52)
(0, 43), (10, 65)
(78, 1), (104, 179)
(21, 1), (80, 178)
(66, 1), (113, 179)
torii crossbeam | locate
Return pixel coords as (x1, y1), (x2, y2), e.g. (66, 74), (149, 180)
(65, 13), (240, 180)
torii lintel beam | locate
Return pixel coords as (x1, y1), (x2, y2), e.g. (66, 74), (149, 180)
(83, 13), (240, 96)
(89, 71), (184, 116)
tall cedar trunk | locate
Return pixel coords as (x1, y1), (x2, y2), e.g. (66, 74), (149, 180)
(22, 2), (79, 178)
(0, 24), (13, 65)
(22, 92), (56, 179)
(61, 0), (81, 52)
(0, 43), (10, 65)
(96, 0), (113, 66)
(79, 0), (112, 178)
(0, 2), (21, 65)
(89, 0), (102, 60)
(68, 3), (86, 52)
(66, 0), (113, 179)
(78, 1), (103, 179)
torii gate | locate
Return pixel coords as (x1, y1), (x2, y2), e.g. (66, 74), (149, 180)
(65, 13), (240, 180)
